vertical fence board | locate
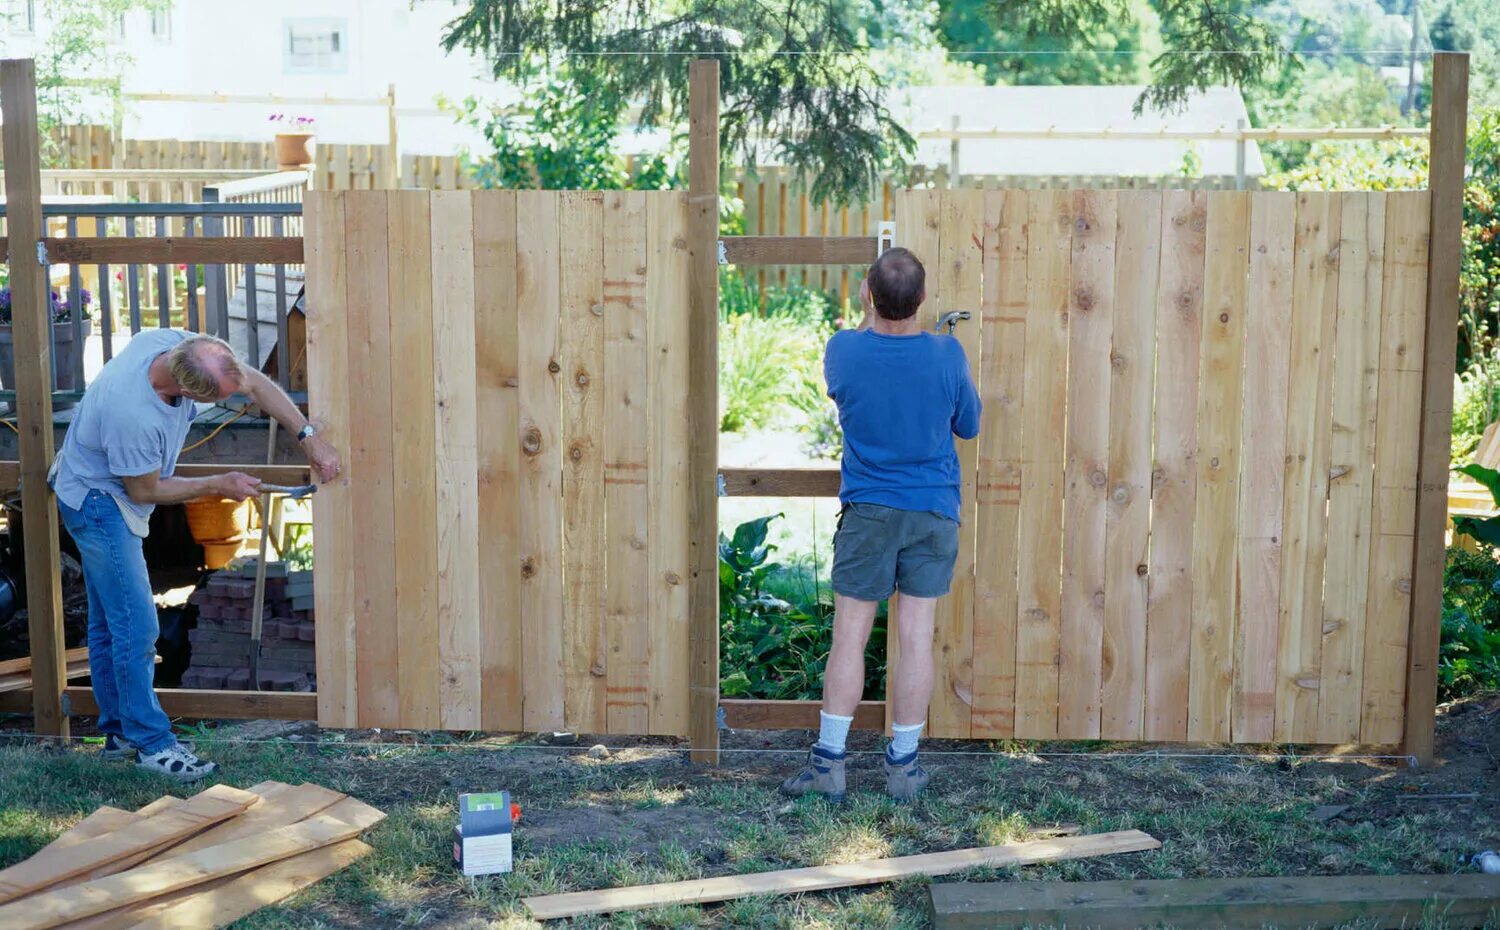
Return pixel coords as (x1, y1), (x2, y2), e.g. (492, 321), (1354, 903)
(387, 191), (440, 729)
(1014, 189), (1071, 740)
(516, 191), (567, 732)
(647, 193), (693, 736)
(430, 191), (481, 730)
(1275, 192), (1343, 744)
(473, 191), (524, 732)
(1320, 192), (1385, 744)
(1189, 191), (1250, 743)
(604, 191), (653, 734)
(932, 191), (985, 739)
(1058, 190), (1116, 739)
(1232, 191), (1295, 743)
(972, 189), (1027, 738)
(344, 193), (398, 727)
(1362, 190), (1431, 745)
(1101, 190), (1160, 741)
(560, 192), (607, 734)
(1145, 190), (1207, 742)
(305, 190), (356, 727)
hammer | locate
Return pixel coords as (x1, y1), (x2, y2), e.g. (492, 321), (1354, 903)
(935, 310), (971, 335)
(259, 483), (317, 499)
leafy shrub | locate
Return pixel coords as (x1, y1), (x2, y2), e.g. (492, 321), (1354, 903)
(719, 515), (885, 700)
(719, 312), (831, 433)
(1441, 546), (1500, 700)
(1454, 355), (1500, 461)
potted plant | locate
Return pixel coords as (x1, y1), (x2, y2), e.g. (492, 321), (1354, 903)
(270, 113), (316, 169)
(0, 285), (94, 407)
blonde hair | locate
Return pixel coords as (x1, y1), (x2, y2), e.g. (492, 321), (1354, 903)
(167, 335), (241, 398)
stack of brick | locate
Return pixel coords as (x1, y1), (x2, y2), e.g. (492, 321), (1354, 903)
(181, 562), (316, 692)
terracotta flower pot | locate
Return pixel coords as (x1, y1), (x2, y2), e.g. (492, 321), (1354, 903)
(274, 132), (315, 170)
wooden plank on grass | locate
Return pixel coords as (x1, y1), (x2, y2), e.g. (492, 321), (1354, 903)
(1058, 189), (1116, 740)
(430, 190), (482, 730)
(1232, 191), (1295, 743)
(1319, 192), (1385, 745)
(972, 188), (1027, 738)
(523, 830), (1161, 921)
(1013, 189), (1070, 740)
(646, 192), (692, 736)
(517, 191), (566, 731)
(1145, 190), (1207, 742)
(0, 784), (258, 904)
(343, 192), (398, 728)
(1362, 190), (1431, 746)
(121, 840), (373, 930)
(0, 798), (385, 929)
(560, 191), (607, 734)
(305, 190), (356, 726)
(1275, 191), (1343, 744)
(929, 874), (1500, 930)
(604, 191), (652, 734)
(1188, 191), (1250, 743)
(387, 190), (439, 729)
(932, 190), (984, 739)
(1101, 190), (1159, 741)
(474, 190), (523, 732)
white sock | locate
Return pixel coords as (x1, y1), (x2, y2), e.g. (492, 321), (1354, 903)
(888, 722), (924, 760)
(815, 711), (854, 755)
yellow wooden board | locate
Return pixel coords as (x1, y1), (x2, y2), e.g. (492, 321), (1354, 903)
(1101, 190), (1159, 741)
(1275, 192), (1342, 744)
(1232, 191), (1294, 743)
(1058, 190), (1115, 740)
(1144, 190), (1206, 742)
(560, 191), (607, 733)
(604, 191), (653, 734)
(972, 188), (1027, 738)
(1014, 189), (1071, 740)
(1189, 191), (1250, 743)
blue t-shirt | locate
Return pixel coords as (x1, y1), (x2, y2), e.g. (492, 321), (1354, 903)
(824, 329), (981, 522)
(50, 328), (197, 534)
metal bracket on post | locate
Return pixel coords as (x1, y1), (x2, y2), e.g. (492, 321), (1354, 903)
(716, 704), (729, 731)
(877, 221), (895, 257)
(716, 240), (728, 265)
(35, 240), (47, 266)
(716, 473), (727, 497)
(59, 690), (72, 717)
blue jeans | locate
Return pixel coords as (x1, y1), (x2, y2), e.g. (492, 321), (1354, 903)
(58, 490), (176, 753)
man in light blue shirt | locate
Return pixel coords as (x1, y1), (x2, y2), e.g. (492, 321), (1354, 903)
(781, 248), (980, 804)
(50, 329), (340, 781)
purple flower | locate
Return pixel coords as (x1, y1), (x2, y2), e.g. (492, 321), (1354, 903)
(0, 287), (10, 312)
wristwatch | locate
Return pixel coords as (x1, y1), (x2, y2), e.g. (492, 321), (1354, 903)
(296, 424), (318, 443)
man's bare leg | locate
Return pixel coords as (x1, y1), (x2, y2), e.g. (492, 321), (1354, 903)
(823, 594), (880, 717)
(890, 593), (937, 726)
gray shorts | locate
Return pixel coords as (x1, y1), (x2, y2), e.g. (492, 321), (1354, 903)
(830, 502), (960, 601)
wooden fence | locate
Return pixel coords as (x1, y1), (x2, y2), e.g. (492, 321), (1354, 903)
(890, 188), (1431, 745)
(305, 189), (695, 734)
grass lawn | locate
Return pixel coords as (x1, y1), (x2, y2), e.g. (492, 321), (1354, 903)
(2, 699), (1498, 929)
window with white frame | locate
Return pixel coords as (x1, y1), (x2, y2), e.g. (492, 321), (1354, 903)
(284, 18), (348, 74)
(149, 8), (170, 41)
(9, 0), (35, 34)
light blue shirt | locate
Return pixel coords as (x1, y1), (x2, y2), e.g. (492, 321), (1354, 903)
(824, 329), (981, 523)
(50, 328), (196, 535)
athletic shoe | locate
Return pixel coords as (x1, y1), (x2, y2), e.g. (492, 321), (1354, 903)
(779, 745), (846, 803)
(100, 734), (136, 761)
(136, 743), (216, 783)
(883, 750), (929, 803)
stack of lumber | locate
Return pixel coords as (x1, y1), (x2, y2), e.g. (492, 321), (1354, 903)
(0, 647), (89, 693)
(183, 563), (317, 692)
(0, 780), (383, 929)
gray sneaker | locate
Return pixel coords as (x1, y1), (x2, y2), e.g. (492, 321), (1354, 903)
(884, 751), (929, 803)
(100, 734), (137, 761)
(136, 742), (216, 783)
(780, 746), (846, 803)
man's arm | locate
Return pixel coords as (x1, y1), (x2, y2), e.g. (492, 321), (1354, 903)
(952, 349), (981, 440)
(239, 367), (342, 483)
(122, 470), (261, 505)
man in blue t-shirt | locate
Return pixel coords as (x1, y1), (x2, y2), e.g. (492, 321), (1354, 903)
(781, 247), (980, 803)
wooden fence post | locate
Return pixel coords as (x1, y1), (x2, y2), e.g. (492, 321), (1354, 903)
(1, 59), (68, 738)
(687, 60), (720, 764)
(1404, 51), (1469, 765)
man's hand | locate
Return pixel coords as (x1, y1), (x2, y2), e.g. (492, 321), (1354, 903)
(301, 433), (342, 484)
(216, 471), (263, 501)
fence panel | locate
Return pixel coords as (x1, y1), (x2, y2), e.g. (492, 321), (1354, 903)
(896, 188), (1429, 744)
(304, 190), (694, 735)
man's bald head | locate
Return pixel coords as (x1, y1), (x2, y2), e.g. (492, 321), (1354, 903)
(866, 247), (925, 321)
(167, 335), (243, 402)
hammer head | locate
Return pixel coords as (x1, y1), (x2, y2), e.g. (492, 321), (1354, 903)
(262, 483), (318, 499)
(934, 310), (972, 333)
